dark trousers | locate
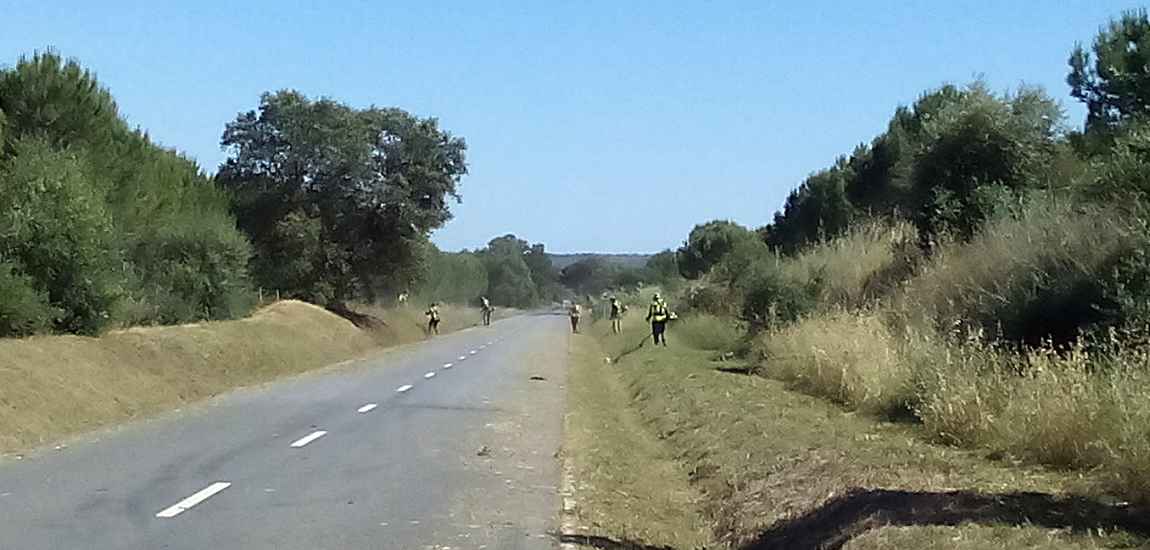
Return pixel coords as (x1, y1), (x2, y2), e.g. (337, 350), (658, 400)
(651, 320), (667, 345)
(570, 316), (580, 332)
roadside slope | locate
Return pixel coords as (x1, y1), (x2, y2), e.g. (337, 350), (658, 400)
(564, 315), (1150, 550)
(0, 300), (486, 456)
(562, 329), (713, 549)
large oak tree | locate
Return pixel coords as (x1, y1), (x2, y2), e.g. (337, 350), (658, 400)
(217, 91), (467, 307)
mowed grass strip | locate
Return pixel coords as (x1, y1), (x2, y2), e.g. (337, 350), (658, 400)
(0, 300), (489, 457)
(564, 329), (714, 549)
(584, 315), (1147, 550)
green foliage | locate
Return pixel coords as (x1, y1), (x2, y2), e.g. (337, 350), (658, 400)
(420, 249), (489, 304)
(122, 222), (255, 325)
(1093, 217), (1150, 337)
(909, 84), (1062, 242)
(0, 52), (255, 335)
(524, 243), (561, 302)
(765, 161), (857, 253)
(644, 249), (680, 286)
(218, 90), (467, 307)
(1069, 9), (1150, 131)
(762, 85), (968, 255)
(677, 220), (758, 279)
(478, 234), (541, 307)
(0, 52), (127, 151)
(740, 267), (817, 332)
(1090, 117), (1150, 198)
(0, 261), (57, 337)
(0, 138), (121, 334)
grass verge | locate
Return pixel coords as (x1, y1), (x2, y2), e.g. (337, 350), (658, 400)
(563, 326), (714, 549)
(0, 300), (492, 457)
(567, 314), (1150, 549)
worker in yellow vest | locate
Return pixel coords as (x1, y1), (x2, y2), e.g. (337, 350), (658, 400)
(646, 293), (670, 346)
(426, 302), (441, 335)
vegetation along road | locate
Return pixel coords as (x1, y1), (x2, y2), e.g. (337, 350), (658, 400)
(10, 6), (1150, 550)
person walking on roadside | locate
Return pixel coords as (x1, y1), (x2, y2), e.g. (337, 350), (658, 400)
(480, 296), (493, 326)
(568, 301), (582, 333)
(426, 302), (441, 335)
(609, 296), (623, 334)
(646, 293), (669, 346)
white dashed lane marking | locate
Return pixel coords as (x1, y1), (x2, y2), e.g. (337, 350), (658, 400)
(424, 372), (436, 379)
(443, 363), (453, 369)
(357, 403), (378, 413)
(155, 482), (231, 518)
(290, 430), (327, 448)
(397, 384), (413, 393)
(469, 350), (477, 355)
(458, 356), (467, 361)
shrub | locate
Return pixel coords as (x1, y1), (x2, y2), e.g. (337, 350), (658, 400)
(0, 138), (122, 335)
(740, 268), (817, 332)
(0, 261), (57, 337)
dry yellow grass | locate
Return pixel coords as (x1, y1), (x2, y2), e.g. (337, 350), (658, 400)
(563, 330), (714, 549)
(759, 310), (910, 415)
(846, 525), (1141, 550)
(0, 300), (489, 456)
(583, 315), (1141, 550)
(778, 221), (917, 308)
(755, 305), (1150, 504)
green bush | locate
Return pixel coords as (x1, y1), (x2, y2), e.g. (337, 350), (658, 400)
(420, 249), (489, 304)
(0, 261), (57, 337)
(0, 138), (122, 335)
(124, 222), (255, 324)
(741, 268), (817, 332)
(0, 53), (256, 335)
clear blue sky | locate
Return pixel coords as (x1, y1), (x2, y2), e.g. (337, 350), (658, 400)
(1, 1), (1138, 253)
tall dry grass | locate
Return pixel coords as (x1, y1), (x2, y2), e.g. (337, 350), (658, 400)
(753, 201), (1150, 501)
(777, 221), (918, 309)
(676, 314), (744, 353)
(759, 310), (911, 415)
(893, 203), (1133, 343)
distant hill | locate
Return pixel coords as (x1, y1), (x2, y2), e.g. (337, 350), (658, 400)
(548, 253), (652, 270)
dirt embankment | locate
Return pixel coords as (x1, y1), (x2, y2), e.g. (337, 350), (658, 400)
(0, 300), (488, 457)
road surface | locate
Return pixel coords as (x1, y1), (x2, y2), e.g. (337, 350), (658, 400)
(0, 312), (570, 550)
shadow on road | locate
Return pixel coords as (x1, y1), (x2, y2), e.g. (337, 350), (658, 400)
(736, 488), (1150, 550)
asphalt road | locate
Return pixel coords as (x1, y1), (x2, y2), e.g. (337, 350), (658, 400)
(0, 312), (571, 550)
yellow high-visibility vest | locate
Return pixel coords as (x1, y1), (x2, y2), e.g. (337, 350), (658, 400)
(649, 300), (668, 322)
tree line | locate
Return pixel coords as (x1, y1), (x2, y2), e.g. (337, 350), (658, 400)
(667, 8), (1150, 348)
(0, 52), (679, 337)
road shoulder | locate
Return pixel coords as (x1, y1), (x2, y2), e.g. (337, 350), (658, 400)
(563, 317), (1149, 550)
(560, 328), (714, 549)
